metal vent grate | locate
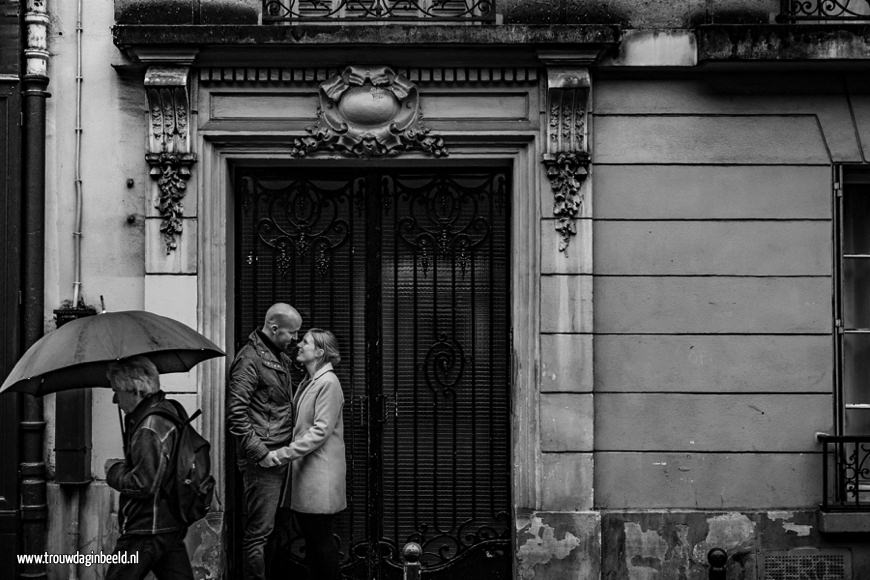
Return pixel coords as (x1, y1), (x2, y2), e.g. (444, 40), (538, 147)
(762, 549), (851, 580)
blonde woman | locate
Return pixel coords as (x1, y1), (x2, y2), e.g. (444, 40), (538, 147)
(275, 328), (346, 580)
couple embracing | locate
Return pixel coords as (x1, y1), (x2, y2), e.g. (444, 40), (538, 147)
(227, 303), (346, 580)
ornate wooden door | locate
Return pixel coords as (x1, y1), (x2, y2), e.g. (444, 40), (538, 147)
(235, 166), (512, 580)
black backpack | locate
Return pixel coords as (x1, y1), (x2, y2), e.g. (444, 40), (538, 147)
(138, 400), (216, 526)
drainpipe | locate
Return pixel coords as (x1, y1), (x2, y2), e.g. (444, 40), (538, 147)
(20, 0), (50, 579)
(71, 0), (83, 307)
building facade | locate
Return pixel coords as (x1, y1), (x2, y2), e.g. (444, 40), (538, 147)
(2, 0), (870, 578)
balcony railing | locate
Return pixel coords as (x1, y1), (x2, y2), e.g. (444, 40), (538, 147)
(263, 0), (496, 23)
(819, 434), (870, 511)
(779, 0), (870, 22)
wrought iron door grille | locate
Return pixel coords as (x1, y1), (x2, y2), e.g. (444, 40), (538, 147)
(819, 434), (870, 511)
(380, 170), (511, 579)
(236, 167), (511, 580)
(761, 549), (850, 580)
(779, 0), (870, 22)
(262, 0), (496, 23)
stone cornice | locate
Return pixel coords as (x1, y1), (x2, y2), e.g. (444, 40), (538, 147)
(113, 24), (621, 54)
(114, 23), (870, 70)
(698, 24), (870, 62)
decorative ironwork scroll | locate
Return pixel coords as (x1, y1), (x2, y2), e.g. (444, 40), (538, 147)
(394, 174), (494, 277)
(289, 66), (448, 159)
(145, 67), (196, 253)
(423, 334), (465, 399)
(780, 0), (870, 21)
(819, 434), (870, 510)
(539, 56), (592, 253)
(263, 0), (496, 23)
(405, 513), (511, 568)
(842, 441), (870, 503)
(249, 180), (351, 278)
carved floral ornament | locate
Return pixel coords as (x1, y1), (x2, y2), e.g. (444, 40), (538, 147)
(544, 151), (589, 252)
(541, 65), (591, 253)
(145, 67), (196, 253)
(289, 66), (448, 159)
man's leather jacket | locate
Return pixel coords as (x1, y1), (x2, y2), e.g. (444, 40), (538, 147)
(227, 330), (295, 465)
(106, 391), (185, 535)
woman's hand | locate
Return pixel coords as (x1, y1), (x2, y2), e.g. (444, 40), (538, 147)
(257, 450), (281, 468)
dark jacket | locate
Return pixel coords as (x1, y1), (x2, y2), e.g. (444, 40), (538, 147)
(227, 329), (295, 465)
(106, 391), (185, 535)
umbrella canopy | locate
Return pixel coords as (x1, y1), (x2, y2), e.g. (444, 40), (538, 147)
(0, 310), (225, 396)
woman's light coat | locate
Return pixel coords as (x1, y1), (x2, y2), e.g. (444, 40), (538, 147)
(276, 362), (347, 514)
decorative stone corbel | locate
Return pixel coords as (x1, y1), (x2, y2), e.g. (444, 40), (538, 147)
(289, 65), (448, 159)
(145, 66), (196, 253)
(539, 53), (593, 253)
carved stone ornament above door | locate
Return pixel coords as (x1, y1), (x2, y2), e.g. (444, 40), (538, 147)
(289, 66), (448, 159)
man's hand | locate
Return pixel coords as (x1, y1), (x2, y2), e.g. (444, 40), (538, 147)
(258, 450), (281, 468)
(104, 458), (124, 476)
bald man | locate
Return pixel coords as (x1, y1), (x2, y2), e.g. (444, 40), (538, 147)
(227, 303), (302, 580)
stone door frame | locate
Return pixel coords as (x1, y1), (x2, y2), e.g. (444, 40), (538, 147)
(197, 138), (542, 512)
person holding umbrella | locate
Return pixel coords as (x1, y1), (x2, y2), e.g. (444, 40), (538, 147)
(0, 309), (225, 578)
(227, 303), (302, 580)
(103, 355), (194, 580)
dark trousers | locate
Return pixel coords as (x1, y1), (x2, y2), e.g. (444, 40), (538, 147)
(106, 530), (192, 580)
(294, 511), (339, 580)
(241, 462), (289, 580)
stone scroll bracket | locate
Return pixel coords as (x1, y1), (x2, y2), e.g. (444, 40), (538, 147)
(538, 52), (595, 253)
(145, 65), (197, 253)
(289, 65), (449, 159)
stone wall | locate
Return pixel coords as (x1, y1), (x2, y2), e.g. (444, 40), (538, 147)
(590, 73), (868, 577)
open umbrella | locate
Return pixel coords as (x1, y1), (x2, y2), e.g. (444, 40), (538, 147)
(0, 310), (225, 396)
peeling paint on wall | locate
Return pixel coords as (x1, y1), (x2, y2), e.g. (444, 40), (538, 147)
(622, 520), (694, 580)
(691, 513), (755, 563)
(765, 510), (812, 536)
(186, 511), (224, 579)
(782, 523), (812, 536)
(624, 521), (668, 579)
(517, 515), (582, 579)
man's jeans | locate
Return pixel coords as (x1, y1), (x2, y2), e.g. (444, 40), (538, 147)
(106, 529), (192, 580)
(241, 462), (289, 580)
